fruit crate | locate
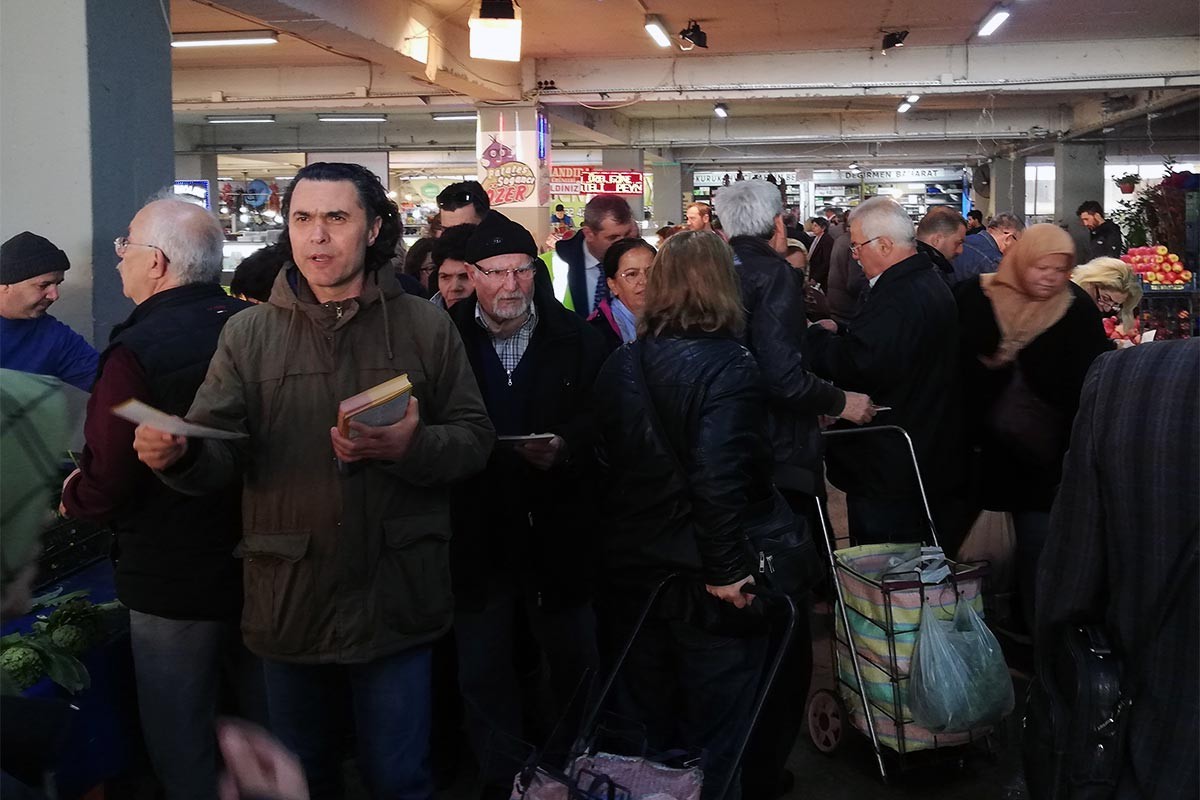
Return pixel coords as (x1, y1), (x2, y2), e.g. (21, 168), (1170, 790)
(1142, 276), (1197, 293)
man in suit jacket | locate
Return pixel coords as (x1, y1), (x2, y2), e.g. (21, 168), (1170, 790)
(804, 197), (967, 554)
(1034, 339), (1198, 800)
(806, 217), (835, 289)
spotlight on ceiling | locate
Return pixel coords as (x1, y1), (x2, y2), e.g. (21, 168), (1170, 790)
(713, 103), (729, 118)
(644, 15), (672, 48)
(880, 30), (908, 54)
(679, 20), (707, 50)
(848, 162), (858, 170)
(978, 5), (1010, 36)
(469, 0), (522, 62)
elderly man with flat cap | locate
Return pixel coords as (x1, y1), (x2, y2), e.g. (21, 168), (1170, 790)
(447, 212), (608, 797)
(0, 232), (98, 391)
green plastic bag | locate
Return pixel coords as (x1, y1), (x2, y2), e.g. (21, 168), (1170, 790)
(909, 599), (1014, 733)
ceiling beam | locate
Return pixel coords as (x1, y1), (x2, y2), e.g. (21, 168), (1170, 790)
(208, 0), (523, 101)
(541, 106), (632, 146)
(629, 108), (1068, 148)
(535, 38), (1200, 103)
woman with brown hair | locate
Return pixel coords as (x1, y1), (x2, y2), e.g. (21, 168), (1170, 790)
(592, 231), (814, 797)
(955, 223), (1110, 635)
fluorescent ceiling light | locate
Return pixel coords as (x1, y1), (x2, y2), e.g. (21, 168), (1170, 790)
(318, 114), (388, 123)
(206, 115), (275, 124)
(172, 30), (278, 48)
(644, 15), (671, 48)
(713, 103), (729, 118)
(274, 176), (295, 180)
(848, 162), (858, 169)
(431, 112), (479, 121)
(469, 1), (522, 62)
(897, 102), (912, 113)
(978, 7), (1010, 37)
(906, 94), (921, 103)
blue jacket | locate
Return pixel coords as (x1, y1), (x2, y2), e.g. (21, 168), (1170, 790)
(951, 230), (1002, 285)
(0, 314), (98, 391)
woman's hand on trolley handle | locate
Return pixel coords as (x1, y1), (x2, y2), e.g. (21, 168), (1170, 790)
(839, 391), (878, 425)
(707, 575), (756, 608)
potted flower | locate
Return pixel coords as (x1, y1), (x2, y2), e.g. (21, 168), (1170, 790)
(1113, 173), (1142, 194)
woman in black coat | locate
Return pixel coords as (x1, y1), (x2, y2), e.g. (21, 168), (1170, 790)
(593, 231), (782, 797)
(955, 223), (1110, 634)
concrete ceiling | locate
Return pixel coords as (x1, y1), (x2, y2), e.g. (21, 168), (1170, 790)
(170, 0), (1200, 168)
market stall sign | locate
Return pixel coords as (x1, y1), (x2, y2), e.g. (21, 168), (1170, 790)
(813, 168), (965, 183)
(693, 171), (799, 187)
(551, 166), (643, 195)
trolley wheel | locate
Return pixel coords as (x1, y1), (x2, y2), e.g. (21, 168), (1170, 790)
(807, 688), (846, 754)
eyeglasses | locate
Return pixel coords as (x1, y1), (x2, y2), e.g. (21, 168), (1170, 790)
(617, 268), (651, 283)
(849, 237), (882, 256)
(437, 191), (474, 210)
(472, 261), (538, 281)
(1093, 287), (1122, 312)
(114, 237), (170, 263)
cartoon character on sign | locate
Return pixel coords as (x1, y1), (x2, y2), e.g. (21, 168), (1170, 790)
(480, 135), (536, 206)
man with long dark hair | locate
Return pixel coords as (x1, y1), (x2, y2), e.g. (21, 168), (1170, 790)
(133, 162), (495, 799)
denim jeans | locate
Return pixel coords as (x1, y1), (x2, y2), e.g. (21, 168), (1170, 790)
(262, 646), (433, 800)
(129, 611), (265, 800)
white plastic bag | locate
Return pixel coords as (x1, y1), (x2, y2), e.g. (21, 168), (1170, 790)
(909, 599), (1014, 733)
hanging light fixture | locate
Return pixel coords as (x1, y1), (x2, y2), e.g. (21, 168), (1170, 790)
(644, 15), (672, 48)
(679, 20), (708, 50)
(469, 0), (522, 62)
(880, 30), (908, 54)
(713, 103), (729, 118)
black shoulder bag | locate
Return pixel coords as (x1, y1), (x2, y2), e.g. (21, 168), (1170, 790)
(1023, 535), (1199, 799)
(629, 341), (823, 598)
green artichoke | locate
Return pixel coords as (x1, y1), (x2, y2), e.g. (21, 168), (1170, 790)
(49, 624), (88, 656)
(0, 646), (45, 690)
(47, 599), (101, 641)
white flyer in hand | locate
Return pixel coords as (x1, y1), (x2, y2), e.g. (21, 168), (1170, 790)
(111, 399), (247, 440)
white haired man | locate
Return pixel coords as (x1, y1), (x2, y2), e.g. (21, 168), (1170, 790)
(715, 178), (874, 800)
(61, 194), (262, 800)
(803, 196), (968, 555)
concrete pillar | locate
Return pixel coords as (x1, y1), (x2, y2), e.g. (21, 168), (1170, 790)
(650, 162), (683, 227)
(1, 0), (174, 348)
(602, 149), (645, 222)
(1055, 142), (1107, 256)
(988, 156), (1027, 222)
(475, 104), (551, 245)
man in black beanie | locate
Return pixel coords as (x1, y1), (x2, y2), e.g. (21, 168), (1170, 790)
(0, 231), (98, 391)
(447, 211), (608, 797)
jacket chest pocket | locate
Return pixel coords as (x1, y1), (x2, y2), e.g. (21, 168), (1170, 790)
(379, 514), (452, 633)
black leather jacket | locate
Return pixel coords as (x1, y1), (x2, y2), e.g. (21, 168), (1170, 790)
(730, 236), (846, 495)
(595, 333), (772, 590)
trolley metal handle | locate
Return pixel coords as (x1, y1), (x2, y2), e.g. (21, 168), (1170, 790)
(821, 424), (940, 550)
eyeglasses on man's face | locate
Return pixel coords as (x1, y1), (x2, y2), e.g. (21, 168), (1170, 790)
(472, 261), (538, 281)
(849, 236), (882, 256)
(113, 237), (170, 263)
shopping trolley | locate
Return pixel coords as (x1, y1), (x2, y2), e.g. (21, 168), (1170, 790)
(805, 426), (997, 782)
(510, 575), (797, 800)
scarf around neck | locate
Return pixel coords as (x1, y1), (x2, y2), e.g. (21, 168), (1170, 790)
(979, 223), (1076, 367)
